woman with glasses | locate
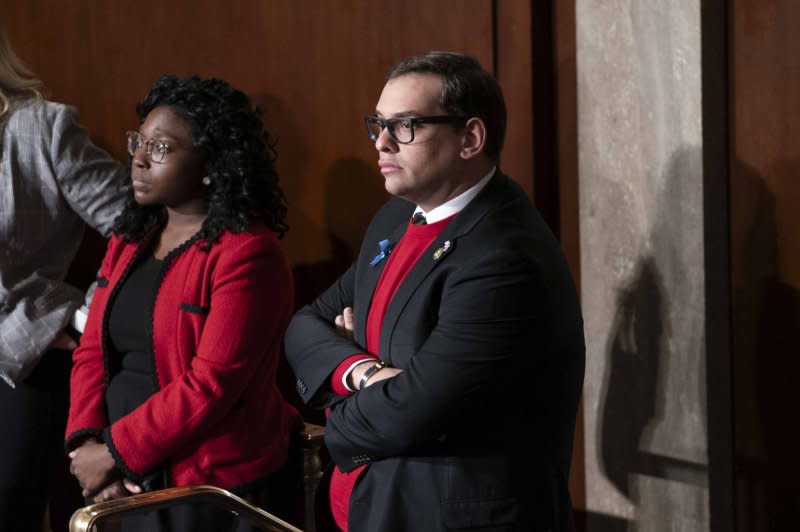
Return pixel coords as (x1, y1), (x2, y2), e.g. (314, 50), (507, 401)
(0, 23), (128, 531)
(65, 75), (300, 531)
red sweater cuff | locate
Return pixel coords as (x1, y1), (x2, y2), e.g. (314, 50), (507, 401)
(330, 354), (378, 396)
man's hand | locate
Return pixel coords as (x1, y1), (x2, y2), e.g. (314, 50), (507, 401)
(49, 329), (78, 351)
(336, 306), (403, 388)
(334, 307), (355, 340)
(69, 440), (118, 497)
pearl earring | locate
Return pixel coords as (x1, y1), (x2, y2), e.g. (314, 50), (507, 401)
(202, 176), (211, 186)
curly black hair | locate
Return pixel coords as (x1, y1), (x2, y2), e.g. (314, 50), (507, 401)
(113, 75), (288, 244)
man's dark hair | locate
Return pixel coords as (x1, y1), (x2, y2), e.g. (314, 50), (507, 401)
(114, 75), (288, 244)
(388, 51), (507, 161)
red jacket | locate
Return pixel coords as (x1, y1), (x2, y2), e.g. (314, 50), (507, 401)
(66, 225), (298, 489)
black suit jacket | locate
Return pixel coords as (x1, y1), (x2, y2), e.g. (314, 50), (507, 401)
(285, 173), (585, 531)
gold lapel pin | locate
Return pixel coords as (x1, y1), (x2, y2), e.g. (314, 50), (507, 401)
(433, 240), (452, 261)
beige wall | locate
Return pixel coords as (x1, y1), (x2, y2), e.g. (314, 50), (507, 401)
(577, 1), (709, 529)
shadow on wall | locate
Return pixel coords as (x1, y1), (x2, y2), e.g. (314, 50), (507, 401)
(731, 157), (800, 532)
(292, 157), (388, 308)
(600, 255), (666, 498)
(275, 156), (387, 425)
(576, 258), (666, 532)
(250, 91), (388, 426)
(250, 92), (388, 307)
(582, 147), (709, 531)
(249, 92), (324, 270)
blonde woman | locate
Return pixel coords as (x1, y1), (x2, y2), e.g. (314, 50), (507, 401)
(0, 22), (128, 531)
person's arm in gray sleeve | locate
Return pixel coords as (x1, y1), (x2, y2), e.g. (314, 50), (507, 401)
(52, 105), (129, 334)
(51, 105), (129, 237)
(0, 105), (127, 385)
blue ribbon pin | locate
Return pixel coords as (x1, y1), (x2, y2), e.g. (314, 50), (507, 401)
(370, 239), (391, 267)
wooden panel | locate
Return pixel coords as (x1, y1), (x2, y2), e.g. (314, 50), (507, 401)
(702, 1), (735, 529)
(495, 0), (534, 199)
(730, 0), (800, 528)
(3, 0), (493, 278)
(553, 0), (584, 514)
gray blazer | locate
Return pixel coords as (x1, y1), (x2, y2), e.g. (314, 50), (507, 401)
(0, 98), (128, 385)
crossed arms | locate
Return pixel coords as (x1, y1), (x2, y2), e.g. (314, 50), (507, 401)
(285, 250), (544, 471)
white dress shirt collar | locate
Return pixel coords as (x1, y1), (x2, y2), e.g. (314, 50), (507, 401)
(413, 166), (496, 224)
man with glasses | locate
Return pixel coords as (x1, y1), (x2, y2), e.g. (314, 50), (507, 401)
(286, 51), (585, 532)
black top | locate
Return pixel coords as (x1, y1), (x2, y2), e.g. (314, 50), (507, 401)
(106, 253), (162, 402)
(108, 255), (161, 359)
(105, 255), (163, 490)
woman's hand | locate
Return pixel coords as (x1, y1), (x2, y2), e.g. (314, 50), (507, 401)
(69, 440), (118, 497)
(91, 478), (143, 503)
(92, 480), (128, 503)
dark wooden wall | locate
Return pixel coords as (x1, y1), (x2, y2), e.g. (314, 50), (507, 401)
(730, 0), (800, 529)
(2, 0), (571, 295)
(2, 0), (586, 512)
(4, 0), (496, 278)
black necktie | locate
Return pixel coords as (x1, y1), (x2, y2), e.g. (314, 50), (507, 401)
(412, 212), (427, 225)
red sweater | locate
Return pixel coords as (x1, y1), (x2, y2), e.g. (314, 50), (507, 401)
(329, 215), (455, 531)
(66, 226), (299, 488)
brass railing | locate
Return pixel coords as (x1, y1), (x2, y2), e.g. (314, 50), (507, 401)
(70, 422), (325, 532)
(69, 485), (303, 532)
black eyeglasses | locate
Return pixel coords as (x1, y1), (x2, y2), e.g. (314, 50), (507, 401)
(364, 115), (467, 144)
